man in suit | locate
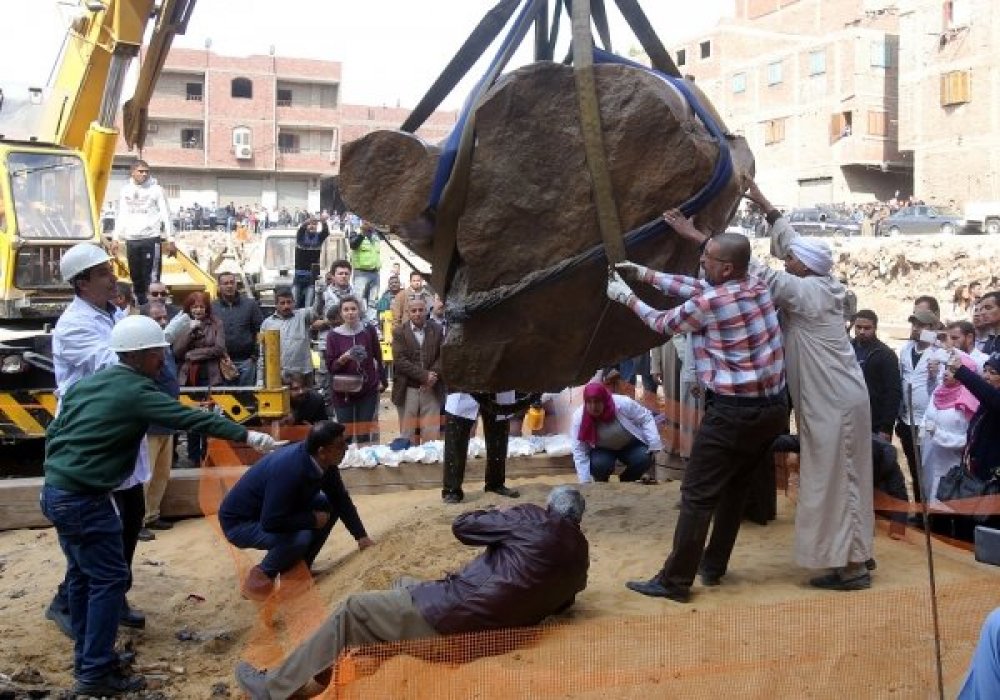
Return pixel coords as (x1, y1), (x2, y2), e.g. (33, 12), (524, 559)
(390, 297), (444, 443)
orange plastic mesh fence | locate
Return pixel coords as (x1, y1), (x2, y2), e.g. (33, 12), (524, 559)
(325, 575), (1000, 699)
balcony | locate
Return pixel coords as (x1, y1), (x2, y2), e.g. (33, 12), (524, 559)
(276, 150), (335, 173)
(276, 104), (338, 128)
(831, 135), (898, 167)
(148, 94), (205, 119)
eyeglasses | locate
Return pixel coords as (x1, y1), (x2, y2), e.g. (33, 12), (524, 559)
(149, 291), (167, 297)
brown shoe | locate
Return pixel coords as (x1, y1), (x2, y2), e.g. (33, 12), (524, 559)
(241, 565), (275, 601)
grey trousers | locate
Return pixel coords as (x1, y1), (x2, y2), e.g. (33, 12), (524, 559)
(399, 387), (442, 442)
(265, 578), (438, 699)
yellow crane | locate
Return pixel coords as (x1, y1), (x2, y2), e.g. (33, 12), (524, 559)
(0, 1), (284, 444)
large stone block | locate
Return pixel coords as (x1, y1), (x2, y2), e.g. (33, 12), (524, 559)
(340, 60), (754, 391)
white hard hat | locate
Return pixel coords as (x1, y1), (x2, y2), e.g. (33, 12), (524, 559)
(110, 315), (170, 352)
(60, 243), (111, 282)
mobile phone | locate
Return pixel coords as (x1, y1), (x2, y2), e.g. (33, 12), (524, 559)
(918, 329), (939, 345)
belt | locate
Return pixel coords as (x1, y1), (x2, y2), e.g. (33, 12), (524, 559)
(705, 390), (786, 408)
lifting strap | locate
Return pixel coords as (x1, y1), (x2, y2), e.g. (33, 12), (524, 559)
(612, 0), (680, 77)
(400, 0), (522, 135)
(428, 0), (544, 296)
(571, 0), (626, 264)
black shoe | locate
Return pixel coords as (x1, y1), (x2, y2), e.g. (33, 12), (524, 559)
(137, 528), (156, 542)
(699, 570), (722, 587)
(116, 650), (136, 669)
(809, 570), (871, 591)
(119, 602), (146, 629)
(625, 577), (690, 603)
(485, 485), (520, 498)
(442, 492), (463, 504)
(73, 670), (145, 697)
(865, 558), (877, 571)
(148, 519), (174, 531)
(234, 660), (271, 700)
(45, 597), (74, 640)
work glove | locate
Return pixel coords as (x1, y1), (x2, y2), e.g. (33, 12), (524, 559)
(606, 270), (634, 305)
(614, 261), (649, 281)
(246, 431), (280, 453)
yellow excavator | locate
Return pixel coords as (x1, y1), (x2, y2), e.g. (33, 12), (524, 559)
(0, 0), (284, 444)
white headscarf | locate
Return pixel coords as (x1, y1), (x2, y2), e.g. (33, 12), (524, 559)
(789, 237), (834, 276)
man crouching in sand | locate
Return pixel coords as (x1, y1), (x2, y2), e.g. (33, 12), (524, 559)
(235, 486), (589, 699)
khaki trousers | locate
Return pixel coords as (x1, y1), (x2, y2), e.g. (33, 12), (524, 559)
(143, 434), (174, 524)
(399, 386), (441, 443)
(265, 578), (437, 699)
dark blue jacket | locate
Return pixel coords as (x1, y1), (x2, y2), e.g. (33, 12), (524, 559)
(217, 441), (366, 537)
(956, 366), (1000, 480)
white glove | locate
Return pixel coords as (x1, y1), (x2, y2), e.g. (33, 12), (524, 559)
(246, 431), (279, 453)
(614, 261), (649, 281)
(606, 270), (634, 305)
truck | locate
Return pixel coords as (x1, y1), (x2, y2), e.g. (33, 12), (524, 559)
(961, 202), (1000, 235)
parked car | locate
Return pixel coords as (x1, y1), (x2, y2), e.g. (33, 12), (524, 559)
(961, 202), (1000, 234)
(786, 208), (860, 237)
(877, 205), (963, 236)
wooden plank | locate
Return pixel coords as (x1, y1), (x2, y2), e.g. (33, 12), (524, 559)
(0, 455), (575, 531)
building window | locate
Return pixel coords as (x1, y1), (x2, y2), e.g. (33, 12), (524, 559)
(330, 128), (340, 163)
(700, 41), (711, 59)
(676, 49), (686, 67)
(277, 88), (293, 107)
(943, 0), (971, 30)
(870, 40), (892, 68)
(231, 77), (253, 99)
(732, 72), (746, 94)
(232, 127), (251, 147)
(767, 61), (783, 86)
(181, 128), (202, 149)
(867, 111), (888, 136)
(940, 70), (971, 106)
(162, 183), (180, 198)
(278, 133), (300, 154)
(185, 82), (203, 101)
(809, 50), (826, 76)
(763, 118), (786, 145)
(830, 111), (853, 142)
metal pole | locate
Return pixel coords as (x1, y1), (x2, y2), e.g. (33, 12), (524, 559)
(908, 383), (945, 700)
(261, 329), (282, 390)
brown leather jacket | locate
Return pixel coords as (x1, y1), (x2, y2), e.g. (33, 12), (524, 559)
(173, 316), (228, 387)
(409, 504), (589, 635)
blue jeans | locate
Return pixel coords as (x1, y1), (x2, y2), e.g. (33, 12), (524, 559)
(333, 391), (380, 445)
(960, 608), (1000, 699)
(589, 438), (651, 482)
(226, 357), (257, 387)
(292, 274), (315, 309)
(223, 493), (335, 577)
(40, 485), (129, 683)
(352, 269), (380, 320)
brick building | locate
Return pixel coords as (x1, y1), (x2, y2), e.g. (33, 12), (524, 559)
(666, 0), (909, 207)
(109, 47), (457, 215)
(897, 0), (1000, 206)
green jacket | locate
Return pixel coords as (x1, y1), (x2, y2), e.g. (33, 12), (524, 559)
(45, 364), (248, 493)
(349, 231), (381, 271)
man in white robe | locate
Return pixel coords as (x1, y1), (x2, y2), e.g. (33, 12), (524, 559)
(746, 182), (874, 590)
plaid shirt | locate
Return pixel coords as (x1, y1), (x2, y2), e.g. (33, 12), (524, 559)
(628, 271), (786, 397)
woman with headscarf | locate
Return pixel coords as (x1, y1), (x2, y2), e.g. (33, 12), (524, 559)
(744, 181), (875, 592)
(569, 382), (662, 483)
(922, 353), (979, 502)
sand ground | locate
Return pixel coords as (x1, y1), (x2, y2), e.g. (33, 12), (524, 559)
(1, 472), (999, 699)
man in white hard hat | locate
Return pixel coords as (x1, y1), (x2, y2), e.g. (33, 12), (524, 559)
(41, 315), (279, 698)
(46, 244), (189, 639)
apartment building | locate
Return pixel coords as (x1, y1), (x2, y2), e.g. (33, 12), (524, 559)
(110, 48), (456, 214)
(668, 0), (910, 207)
(897, 0), (1000, 205)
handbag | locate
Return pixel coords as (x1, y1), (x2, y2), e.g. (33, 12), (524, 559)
(219, 354), (240, 382)
(330, 373), (364, 394)
(936, 465), (1000, 523)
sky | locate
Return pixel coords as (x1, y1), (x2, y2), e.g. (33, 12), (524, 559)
(2, 0), (730, 110)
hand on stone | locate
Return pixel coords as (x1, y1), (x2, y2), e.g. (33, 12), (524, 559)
(663, 208), (705, 245)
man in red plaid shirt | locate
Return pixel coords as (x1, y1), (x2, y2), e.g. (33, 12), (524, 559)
(609, 213), (788, 603)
